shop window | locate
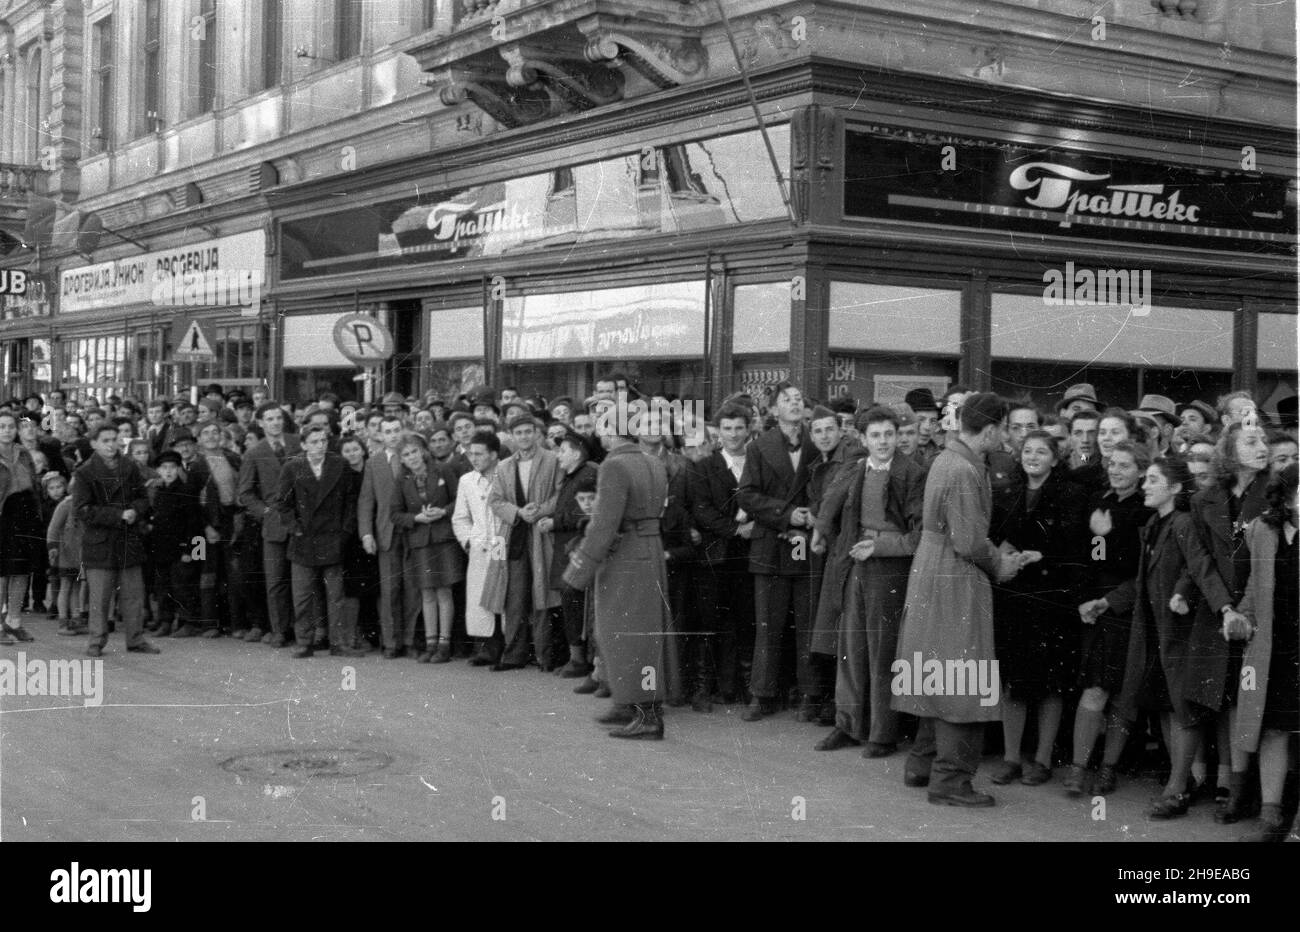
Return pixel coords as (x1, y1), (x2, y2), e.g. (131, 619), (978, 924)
(829, 282), (962, 355)
(1258, 312), (1298, 422)
(990, 293), (1234, 411)
(282, 313), (355, 368)
(733, 282), (790, 355)
(425, 304), (482, 399)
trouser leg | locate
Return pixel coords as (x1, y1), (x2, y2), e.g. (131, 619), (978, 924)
(908, 717), (937, 783)
(750, 574), (791, 700)
(322, 564), (345, 648)
(263, 539), (293, 638)
(85, 568), (116, 649)
(377, 544), (404, 650)
(290, 563), (321, 647)
(501, 555), (533, 665)
(118, 566), (146, 648)
(933, 719), (985, 796)
(835, 567), (870, 740)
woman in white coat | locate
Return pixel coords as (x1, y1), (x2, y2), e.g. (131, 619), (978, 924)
(453, 430), (505, 665)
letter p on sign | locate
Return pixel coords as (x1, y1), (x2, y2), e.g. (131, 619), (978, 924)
(333, 313), (395, 366)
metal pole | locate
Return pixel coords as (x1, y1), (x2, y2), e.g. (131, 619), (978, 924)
(712, 0), (796, 225)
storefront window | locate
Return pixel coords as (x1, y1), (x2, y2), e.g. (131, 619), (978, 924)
(280, 125), (790, 279)
(1257, 311), (1298, 421)
(828, 282), (962, 405)
(990, 293), (1234, 409)
(426, 304), (483, 399)
(500, 281), (708, 402)
(58, 335), (127, 393)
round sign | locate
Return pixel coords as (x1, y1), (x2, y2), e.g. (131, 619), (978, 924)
(332, 313), (395, 365)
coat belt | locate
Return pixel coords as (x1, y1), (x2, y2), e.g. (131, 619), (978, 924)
(620, 518), (661, 536)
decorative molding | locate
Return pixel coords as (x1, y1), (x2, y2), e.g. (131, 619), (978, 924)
(579, 16), (706, 90)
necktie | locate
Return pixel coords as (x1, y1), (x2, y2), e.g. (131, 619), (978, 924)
(389, 452), (401, 479)
(273, 441), (284, 462)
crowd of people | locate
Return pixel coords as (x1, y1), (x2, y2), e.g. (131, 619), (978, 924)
(0, 374), (1296, 840)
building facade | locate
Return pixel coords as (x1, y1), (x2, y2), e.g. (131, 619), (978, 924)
(0, 0), (1295, 414)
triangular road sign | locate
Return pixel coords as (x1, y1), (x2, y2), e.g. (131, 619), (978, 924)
(173, 319), (217, 360)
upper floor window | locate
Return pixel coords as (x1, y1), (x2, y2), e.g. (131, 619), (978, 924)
(142, 0), (162, 133)
(196, 0), (217, 114)
(336, 0), (362, 60)
(92, 18), (114, 154)
(25, 47), (43, 161)
(254, 0), (283, 92)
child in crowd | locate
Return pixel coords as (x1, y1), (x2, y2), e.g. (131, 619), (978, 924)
(147, 451), (204, 637)
(45, 473), (85, 635)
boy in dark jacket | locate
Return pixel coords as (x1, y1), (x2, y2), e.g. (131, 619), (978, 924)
(147, 451), (204, 637)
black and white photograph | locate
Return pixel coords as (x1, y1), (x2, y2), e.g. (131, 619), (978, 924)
(0, 0), (1296, 909)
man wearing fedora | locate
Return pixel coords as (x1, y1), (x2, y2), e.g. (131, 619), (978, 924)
(904, 388), (942, 471)
(1057, 383), (1102, 420)
(1135, 394), (1179, 456)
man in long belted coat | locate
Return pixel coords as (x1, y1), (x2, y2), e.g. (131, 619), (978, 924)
(892, 393), (1026, 807)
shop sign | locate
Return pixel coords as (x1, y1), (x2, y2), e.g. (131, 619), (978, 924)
(60, 230), (266, 314)
(845, 126), (1294, 255)
(2, 277), (49, 320)
(0, 269), (30, 295)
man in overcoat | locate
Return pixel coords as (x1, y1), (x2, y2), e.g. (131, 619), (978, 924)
(892, 392), (1022, 806)
(238, 402), (302, 646)
(358, 415), (420, 657)
(487, 415), (561, 670)
(563, 410), (670, 739)
(275, 424), (362, 659)
(74, 423), (158, 657)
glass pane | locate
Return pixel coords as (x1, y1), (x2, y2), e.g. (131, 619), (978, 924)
(733, 282), (790, 354)
(829, 283), (962, 354)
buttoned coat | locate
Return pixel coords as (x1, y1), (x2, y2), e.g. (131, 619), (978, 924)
(274, 452), (357, 567)
(1233, 518), (1287, 753)
(487, 447), (561, 611)
(357, 447), (403, 551)
(736, 424), (813, 576)
(1108, 510), (1233, 719)
(453, 466), (504, 637)
(73, 453), (152, 569)
(688, 450), (749, 566)
(237, 434), (302, 544)
(891, 439), (1005, 723)
(811, 455), (927, 656)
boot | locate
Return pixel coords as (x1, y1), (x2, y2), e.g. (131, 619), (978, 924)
(609, 702), (664, 740)
(597, 704), (636, 725)
(1238, 804), (1292, 843)
(1215, 771), (1259, 824)
(558, 643), (591, 678)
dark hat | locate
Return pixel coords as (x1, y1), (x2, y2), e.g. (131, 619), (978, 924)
(810, 404), (838, 423)
(156, 451), (184, 467)
(170, 428), (196, 445)
(506, 413), (540, 432)
(903, 388), (939, 414)
(1137, 394), (1178, 426)
(380, 391), (407, 408)
(1060, 383), (1101, 409)
(549, 396), (575, 413)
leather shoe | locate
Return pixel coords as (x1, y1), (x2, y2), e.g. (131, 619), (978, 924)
(793, 695), (820, 723)
(417, 650), (434, 663)
(903, 771), (931, 788)
(863, 742), (897, 759)
(573, 676), (599, 694)
(928, 787), (996, 808)
(291, 647), (314, 659)
(469, 654), (497, 666)
(431, 644), (453, 664)
(127, 642), (161, 654)
(1063, 764), (1092, 797)
(815, 728), (861, 752)
(690, 690), (713, 714)
(4, 623), (34, 642)
(990, 760), (1023, 785)
(1148, 792), (1191, 820)
(245, 628), (265, 642)
(490, 661), (526, 672)
(608, 704), (664, 740)
(171, 624), (201, 638)
(383, 646), (405, 659)
(199, 628), (220, 639)
(1021, 762), (1052, 786)
(593, 683), (611, 698)
(330, 646), (367, 657)
(597, 704), (636, 725)
(741, 698), (775, 722)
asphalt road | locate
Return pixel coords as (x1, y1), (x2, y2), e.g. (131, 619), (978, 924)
(0, 610), (1285, 842)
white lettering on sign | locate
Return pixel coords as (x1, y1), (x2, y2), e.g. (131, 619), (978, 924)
(0, 269), (27, 296)
(1008, 162), (1203, 229)
(427, 199), (532, 244)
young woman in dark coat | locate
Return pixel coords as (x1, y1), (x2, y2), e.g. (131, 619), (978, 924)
(339, 436), (380, 651)
(1083, 456), (1240, 819)
(537, 429), (599, 678)
(990, 430), (1089, 786)
(1066, 441), (1153, 796)
(1188, 421), (1271, 822)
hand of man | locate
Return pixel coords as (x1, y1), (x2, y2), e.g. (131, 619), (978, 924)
(1089, 508), (1113, 538)
(1078, 598), (1108, 624)
(121, 509), (137, 525)
(849, 539), (876, 562)
(994, 555), (1021, 583)
(1222, 609), (1253, 641)
(362, 534), (377, 556)
(205, 526), (220, 545)
(737, 521), (755, 540)
(48, 548), (58, 564)
(536, 517), (554, 534)
(809, 530), (827, 556)
(1018, 550), (1043, 567)
(790, 507), (812, 528)
(1168, 593), (1190, 615)
(689, 527), (702, 545)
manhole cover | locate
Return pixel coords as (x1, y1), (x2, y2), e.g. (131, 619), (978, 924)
(221, 749), (393, 780)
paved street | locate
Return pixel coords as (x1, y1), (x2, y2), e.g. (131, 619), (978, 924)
(0, 610), (1282, 843)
